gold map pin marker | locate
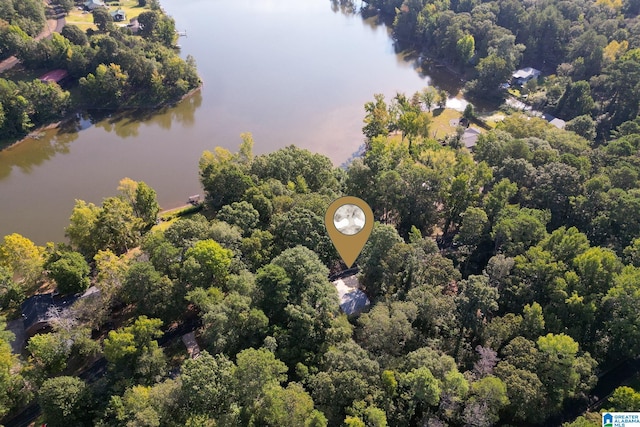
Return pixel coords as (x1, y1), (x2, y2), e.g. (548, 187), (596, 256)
(325, 196), (374, 268)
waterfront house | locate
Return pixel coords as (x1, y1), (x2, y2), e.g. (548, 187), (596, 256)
(21, 286), (101, 337)
(512, 67), (541, 86)
(111, 8), (126, 21)
(22, 293), (78, 337)
(83, 0), (106, 11)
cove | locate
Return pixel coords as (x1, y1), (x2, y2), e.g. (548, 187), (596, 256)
(0, 0), (466, 244)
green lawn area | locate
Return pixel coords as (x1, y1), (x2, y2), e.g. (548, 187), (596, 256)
(151, 204), (204, 232)
(151, 217), (177, 233)
(478, 111), (506, 129)
(386, 108), (468, 145)
(429, 108), (463, 140)
(66, 0), (150, 31)
(65, 8), (95, 30)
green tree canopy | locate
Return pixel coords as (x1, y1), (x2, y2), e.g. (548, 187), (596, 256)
(46, 250), (90, 295)
(183, 239), (233, 288)
(39, 376), (91, 427)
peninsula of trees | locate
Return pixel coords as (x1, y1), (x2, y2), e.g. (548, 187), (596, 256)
(0, 0), (200, 143)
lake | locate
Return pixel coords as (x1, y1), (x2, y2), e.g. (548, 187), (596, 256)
(0, 0), (466, 244)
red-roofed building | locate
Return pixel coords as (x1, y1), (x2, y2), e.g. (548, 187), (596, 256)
(39, 69), (69, 85)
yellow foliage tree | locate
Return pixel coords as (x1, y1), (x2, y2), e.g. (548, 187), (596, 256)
(596, 0), (623, 10)
(604, 40), (629, 62)
(0, 233), (43, 285)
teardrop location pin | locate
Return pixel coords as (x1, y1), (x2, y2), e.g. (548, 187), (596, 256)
(325, 196), (374, 268)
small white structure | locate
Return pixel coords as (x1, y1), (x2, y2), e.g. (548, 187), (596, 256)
(83, 0), (106, 11)
(512, 67), (541, 85)
(333, 274), (370, 315)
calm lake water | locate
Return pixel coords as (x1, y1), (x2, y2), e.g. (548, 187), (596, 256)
(0, 0), (466, 244)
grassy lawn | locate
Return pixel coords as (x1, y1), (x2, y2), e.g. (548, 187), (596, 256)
(65, 9), (96, 30)
(152, 217), (177, 232)
(386, 108), (467, 145)
(477, 111), (506, 129)
(151, 204), (204, 232)
(429, 108), (463, 140)
(66, 0), (150, 31)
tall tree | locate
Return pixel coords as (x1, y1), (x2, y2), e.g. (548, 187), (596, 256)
(234, 347), (287, 409)
(66, 199), (101, 257)
(182, 239), (233, 289)
(92, 8), (113, 32)
(134, 181), (160, 228)
(467, 54), (511, 98)
(79, 63), (128, 108)
(46, 250), (91, 295)
(180, 351), (236, 421)
(94, 197), (144, 254)
(0, 233), (43, 285)
(39, 376), (91, 427)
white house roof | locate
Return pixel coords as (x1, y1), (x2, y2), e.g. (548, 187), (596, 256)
(512, 67), (541, 80)
(84, 0), (105, 7)
(333, 274), (370, 315)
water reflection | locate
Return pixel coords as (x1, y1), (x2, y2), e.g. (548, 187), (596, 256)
(330, 0), (362, 15)
(0, 129), (78, 179)
(338, 3), (466, 99)
(91, 90), (203, 136)
(1, 0), (471, 244)
(0, 90), (203, 180)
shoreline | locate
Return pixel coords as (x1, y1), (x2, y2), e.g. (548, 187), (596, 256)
(0, 84), (203, 153)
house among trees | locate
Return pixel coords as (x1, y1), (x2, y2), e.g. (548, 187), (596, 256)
(83, 0), (106, 11)
(127, 17), (141, 33)
(110, 8), (126, 22)
(462, 127), (481, 151)
(333, 274), (370, 315)
(512, 67), (541, 86)
(21, 287), (101, 337)
(39, 69), (69, 85)
(542, 113), (567, 129)
(21, 294), (78, 337)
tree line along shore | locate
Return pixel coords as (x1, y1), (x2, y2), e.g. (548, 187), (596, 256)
(0, 0), (201, 146)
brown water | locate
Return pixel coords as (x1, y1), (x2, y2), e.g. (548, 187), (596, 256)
(0, 0), (466, 244)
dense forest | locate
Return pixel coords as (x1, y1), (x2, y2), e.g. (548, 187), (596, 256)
(363, 0), (640, 139)
(2, 0), (640, 425)
(2, 92), (640, 424)
(0, 0), (200, 142)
